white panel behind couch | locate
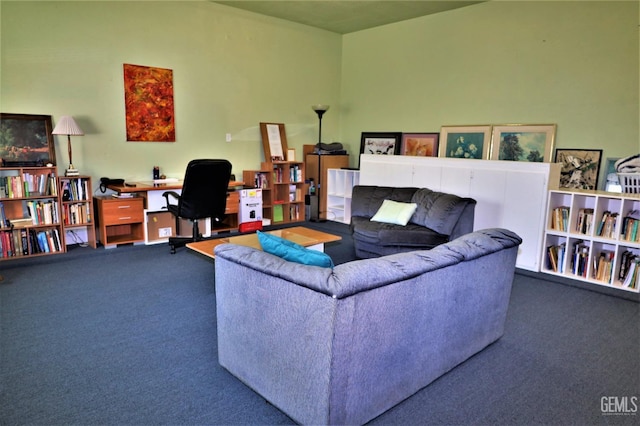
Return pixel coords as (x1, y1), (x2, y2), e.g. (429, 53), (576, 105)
(359, 154), (561, 272)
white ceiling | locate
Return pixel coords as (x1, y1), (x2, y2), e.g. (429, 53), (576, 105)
(212, 1), (483, 34)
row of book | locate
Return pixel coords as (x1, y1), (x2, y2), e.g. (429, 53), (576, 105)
(61, 178), (90, 201)
(545, 241), (638, 288)
(0, 227), (63, 258)
(550, 206), (635, 240)
(618, 251), (639, 289)
(593, 250), (614, 283)
(620, 210), (640, 242)
(252, 172), (269, 189)
(61, 203), (92, 225)
(550, 206), (569, 231)
(0, 173), (57, 198)
(272, 166), (303, 184)
(25, 200), (60, 225)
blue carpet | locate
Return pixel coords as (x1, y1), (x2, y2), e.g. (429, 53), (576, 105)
(1, 223), (638, 425)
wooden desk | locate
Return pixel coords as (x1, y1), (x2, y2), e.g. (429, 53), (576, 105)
(186, 226), (341, 259)
(98, 180), (245, 247)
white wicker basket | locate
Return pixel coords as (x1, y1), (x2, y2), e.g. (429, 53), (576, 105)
(617, 173), (640, 194)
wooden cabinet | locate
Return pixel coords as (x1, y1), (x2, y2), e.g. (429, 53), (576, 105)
(541, 189), (640, 293)
(305, 154), (349, 220)
(59, 175), (96, 248)
(0, 166), (65, 259)
(94, 195), (145, 248)
(326, 168), (360, 224)
(359, 154), (561, 272)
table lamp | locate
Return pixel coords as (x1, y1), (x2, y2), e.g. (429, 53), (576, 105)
(52, 116), (84, 176)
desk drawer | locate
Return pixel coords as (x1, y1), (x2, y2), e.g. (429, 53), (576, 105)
(225, 191), (240, 214)
(102, 198), (144, 225)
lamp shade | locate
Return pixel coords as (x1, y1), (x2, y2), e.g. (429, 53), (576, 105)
(52, 116), (84, 136)
(312, 104), (330, 114)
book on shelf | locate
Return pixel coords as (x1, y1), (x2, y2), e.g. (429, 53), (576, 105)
(593, 250), (614, 283)
(545, 242), (566, 273)
(596, 211), (618, 239)
(575, 208), (594, 235)
(571, 240), (589, 277)
(551, 206), (569, 231)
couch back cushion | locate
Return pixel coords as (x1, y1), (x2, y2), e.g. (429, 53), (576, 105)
(410, 188), (473, 236)
(351, 186), (417, 218)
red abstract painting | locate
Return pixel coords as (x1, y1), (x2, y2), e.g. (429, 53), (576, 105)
(123, 64), (175, 142)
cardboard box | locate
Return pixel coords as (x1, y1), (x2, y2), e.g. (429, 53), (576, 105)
(239, 189), (263, 224)
(146, 211), (175, 244)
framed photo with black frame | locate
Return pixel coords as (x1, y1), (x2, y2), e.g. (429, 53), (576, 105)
(554, 148), (603, 190)
(360, 132), (402, 156)
(0, 113), (56, 166)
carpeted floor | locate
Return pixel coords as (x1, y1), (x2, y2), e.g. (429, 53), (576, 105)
(1, 222), (638, 425)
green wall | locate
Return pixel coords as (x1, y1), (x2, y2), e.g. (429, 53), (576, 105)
(0, 1), (342, 181)
(341, 1), (639, 181)
(2, 1), (638, 187)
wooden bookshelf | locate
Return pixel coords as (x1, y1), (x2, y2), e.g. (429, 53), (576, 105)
(0, 165), (65, 259)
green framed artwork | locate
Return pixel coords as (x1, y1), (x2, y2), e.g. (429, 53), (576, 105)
(439, 125), (492, 159)
(491, 124), (556, 162)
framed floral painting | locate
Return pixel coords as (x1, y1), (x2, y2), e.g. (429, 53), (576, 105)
(491, 124), (556, 162)
(439, 125), (492, 159)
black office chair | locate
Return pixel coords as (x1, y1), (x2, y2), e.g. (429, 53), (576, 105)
(162, 159), (232, 253)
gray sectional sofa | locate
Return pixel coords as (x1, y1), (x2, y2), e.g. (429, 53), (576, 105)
(214, 228), (522, 425)
(350, 185), (476, 258)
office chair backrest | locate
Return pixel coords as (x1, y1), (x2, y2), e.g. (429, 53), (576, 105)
(179, 159), (232, 221)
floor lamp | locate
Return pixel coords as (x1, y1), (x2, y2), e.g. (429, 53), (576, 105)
(311, 104), (329, 222)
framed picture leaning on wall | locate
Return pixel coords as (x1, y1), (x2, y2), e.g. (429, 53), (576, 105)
(401, 133), (439, 157)
(554, 148), (603, 190)
(439, 125), (492, 159)
(360, 132), (402, 156)
(491, 124), (556, 162)
(0, 113), (56, 166)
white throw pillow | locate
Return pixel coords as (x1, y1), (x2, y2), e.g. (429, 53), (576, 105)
(370, 199), (417, 226)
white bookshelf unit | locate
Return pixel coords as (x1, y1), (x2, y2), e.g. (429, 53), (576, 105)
(326, 168), (360, 224)
(541, 189), (640, 293)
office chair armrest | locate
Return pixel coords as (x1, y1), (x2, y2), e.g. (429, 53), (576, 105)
(162, 190), (181, 206)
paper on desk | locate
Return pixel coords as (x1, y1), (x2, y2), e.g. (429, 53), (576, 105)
(153, 178), (179, 184)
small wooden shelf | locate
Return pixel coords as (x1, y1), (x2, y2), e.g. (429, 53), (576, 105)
(59, 175), (96, 248)
(94, 195), (145, 248)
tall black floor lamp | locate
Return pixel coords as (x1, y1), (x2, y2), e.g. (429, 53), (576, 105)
(311, 104), (329, 222)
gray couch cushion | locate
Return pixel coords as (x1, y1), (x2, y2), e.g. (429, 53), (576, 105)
(351, 186), (417, 218)
(410, 188), (472, 235)
(351, 216), (448, 248)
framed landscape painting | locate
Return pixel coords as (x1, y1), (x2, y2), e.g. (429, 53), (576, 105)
(439, 125), (491, 159)
(491, 124), (556, 162)
(554, 148), (603, 190)
(0, 113), (56, 166)
(401, 133), (439, 157)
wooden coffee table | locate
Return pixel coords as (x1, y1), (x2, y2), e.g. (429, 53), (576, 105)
(186, 226), (341, 259)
